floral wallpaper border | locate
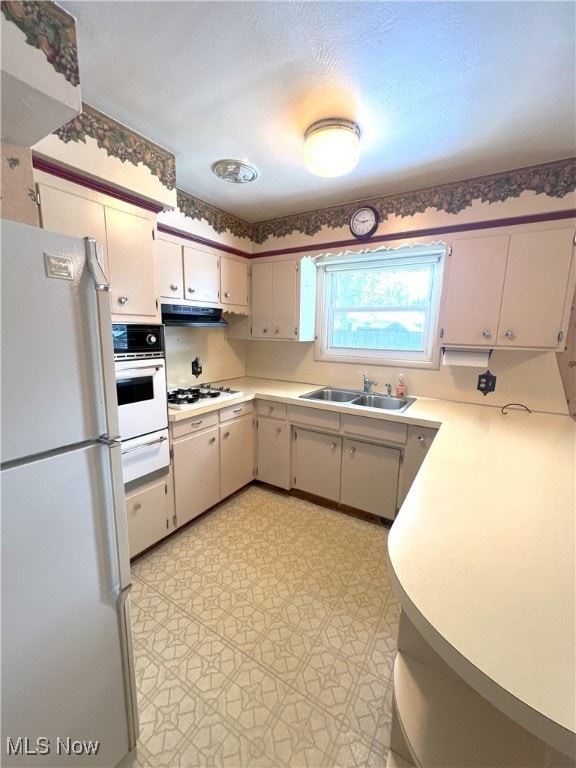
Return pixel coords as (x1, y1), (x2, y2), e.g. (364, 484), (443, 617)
(176, 190), (252, 239)
(175, 157), (576, 243)
(55, 103), (176, 191)
(1, 0), (79, 87)
(251, 157), (576, 244)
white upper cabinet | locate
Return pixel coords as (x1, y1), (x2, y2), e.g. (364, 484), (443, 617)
(497, 228), (574, 348)
(154, 233), (248, 311)
(105, 206), (157, 317)
(155, 235), (184, 301)
(441, 227), (575, 350)
(38, 180), (158, 321)
(221, 256), (249, 309)
(250, 257), (316, 341)
(183, 244), (220, 304)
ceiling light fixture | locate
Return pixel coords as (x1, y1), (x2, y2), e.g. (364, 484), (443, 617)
(304, 118), (361, 178)
(212, 159), (259, 184)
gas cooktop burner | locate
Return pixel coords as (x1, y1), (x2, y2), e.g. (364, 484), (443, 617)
(167, 384), (243, 410)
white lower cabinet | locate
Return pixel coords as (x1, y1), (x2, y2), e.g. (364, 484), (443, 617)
(341, 438), (401, 519)
(292, 427), (402, 518)
(171, 402), (255, 528)
(289, 406), (408, 520)
(293, 429), (342, 501)
(256, 401), (290, 489)
(125, 473), (174, 559)
(173, 423), (220, 526)
(397, 425), (438, 507)
(220, 411), (255, 499)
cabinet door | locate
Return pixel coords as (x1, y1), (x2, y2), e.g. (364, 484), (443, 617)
(257, 417), (290, 489)
(251, 261), (274, 337)
(125, 477), (169, 558)
(398, 426), (437, 508)
(220, 414), (254, 498)
(273, 260), (297, 338)
(183, 245), (220, 304)
(221, 256), (248, 308)
(173, 427), (220, 526)
(293, 428), (341, 501)
(155, 236), (184, 300)
(341, 438), (401, 520)
(497, 228), (574, 348)
(441, 236), (509, 346)
(38, 183), (109, 272)
(105, 206), (157, 317)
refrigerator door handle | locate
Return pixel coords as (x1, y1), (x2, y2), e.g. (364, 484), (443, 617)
(118, 583), (139, 750)
(85, 236), (110, 291)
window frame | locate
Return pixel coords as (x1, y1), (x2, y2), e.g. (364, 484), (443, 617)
(314, 243), (447, 369)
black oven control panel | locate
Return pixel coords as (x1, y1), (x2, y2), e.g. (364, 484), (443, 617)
(112, 324), (165, 359)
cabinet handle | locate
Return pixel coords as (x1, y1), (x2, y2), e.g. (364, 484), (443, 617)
(276, 427), (282, 434)
(224, 291), (230, 298)
(268, 405), (274, 413)
(232, 407), (242, 414)
(187, 287), (196, 293)
(504, 330), (515, 340)
(118, 296), (128, 305)
(349, 446), (356, 455)
(262, 327), (268, 333)
(274, 328), (279, 334)
(133, 502), (142, 512)
(170, 284), (179, 291)
(330, 442), (337, 451)
(417, 435), (426, 443)
(482, 329), (492, 339)
(190, 420), (203, 427)
(209, 436), (216, 444)
(223, 431), (230, 439)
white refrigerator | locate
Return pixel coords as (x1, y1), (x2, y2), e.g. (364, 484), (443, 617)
(1, 220), (139, 767)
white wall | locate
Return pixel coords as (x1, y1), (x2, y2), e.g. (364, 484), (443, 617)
(164, 326), (246, 389)
(244, 342), (568, 415)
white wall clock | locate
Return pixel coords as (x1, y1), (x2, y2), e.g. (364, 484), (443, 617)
(349, 206), (379, 239)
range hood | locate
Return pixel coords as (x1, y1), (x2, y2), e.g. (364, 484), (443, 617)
(161, 304), (228, 327)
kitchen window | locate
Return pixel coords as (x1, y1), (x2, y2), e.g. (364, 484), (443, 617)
(315, 243), (446, 368)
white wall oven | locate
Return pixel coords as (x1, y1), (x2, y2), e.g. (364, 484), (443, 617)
(113, 324), (169, 483)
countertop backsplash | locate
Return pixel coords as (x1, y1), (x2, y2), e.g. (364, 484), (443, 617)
(164, 326), (246, 389)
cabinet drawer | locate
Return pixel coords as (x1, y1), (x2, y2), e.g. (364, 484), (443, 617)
(219, 400), (254, 422)
(257, 400), (287, 420)
(341, 414), (407, 444)
(171, 411), (219, 439)
(288, 405), (341, 431)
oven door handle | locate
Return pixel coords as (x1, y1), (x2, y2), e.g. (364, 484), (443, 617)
(121, 435), (168, 455)
(115, 365), (163, 378)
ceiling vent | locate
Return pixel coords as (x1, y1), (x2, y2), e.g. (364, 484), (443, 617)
(212, 159), (259, 184)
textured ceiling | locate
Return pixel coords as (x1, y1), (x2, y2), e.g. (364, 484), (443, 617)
(57, 1), (575, 222)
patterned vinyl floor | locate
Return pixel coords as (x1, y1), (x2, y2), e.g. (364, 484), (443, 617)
(129, 484), (400, 768)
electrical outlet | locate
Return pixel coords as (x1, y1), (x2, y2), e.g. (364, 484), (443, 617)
(477, 370), (496, 396)
(191, 357), (202, 378)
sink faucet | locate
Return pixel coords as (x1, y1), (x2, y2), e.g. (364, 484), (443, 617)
(385, 382), (392, 397)
(362, 374), (377, 393)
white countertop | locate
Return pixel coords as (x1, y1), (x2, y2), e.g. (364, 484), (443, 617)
(168, 376), (575, 756)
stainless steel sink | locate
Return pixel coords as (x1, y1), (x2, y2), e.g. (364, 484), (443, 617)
(299, 387), (415, 412)
(299, 387), (359, 402)
(351, 394), (415, 412)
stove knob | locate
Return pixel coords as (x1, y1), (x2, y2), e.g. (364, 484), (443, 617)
(146, 333), (157, 345)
